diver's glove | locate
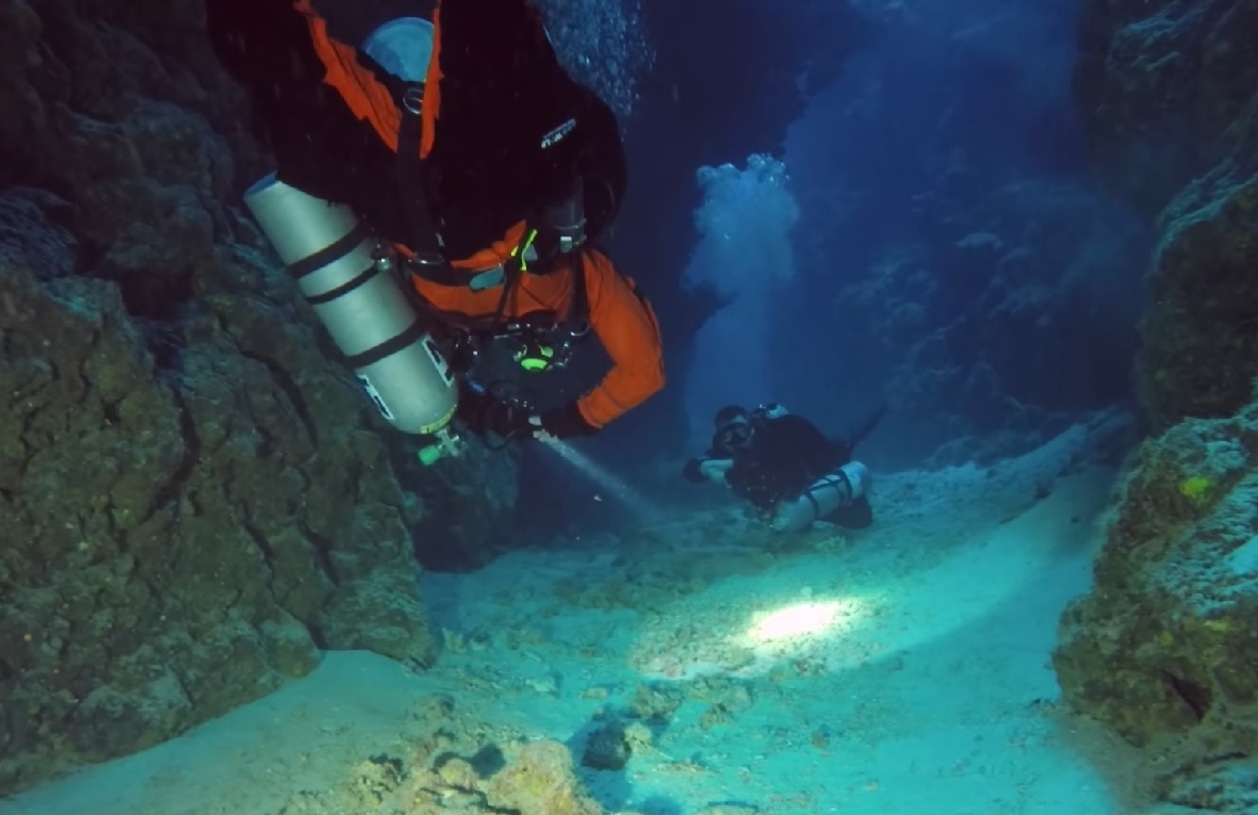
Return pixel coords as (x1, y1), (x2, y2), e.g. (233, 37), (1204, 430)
(456, 384), (595, 441)
(488, 399), (538, 439)
(534, 401), (598, 440)
(682, 458), (705, 483)
(455, 383), (534, 440)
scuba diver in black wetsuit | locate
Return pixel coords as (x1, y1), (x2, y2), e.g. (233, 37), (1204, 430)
(683, 402), (885, 532)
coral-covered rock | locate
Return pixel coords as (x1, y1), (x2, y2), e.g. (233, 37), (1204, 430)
(484, 740), (603, 815)
(273, 696), (612, 815)
(781, 177), (1147, 466)
(0, 188), (436, 793)
(0, 0), (515, 796)
(1136, 168), (1258, 430)
(393, 430), (520, 572)
(1060, 5), (1258, 806)
(1054, 397), (1258, 796)
(1074, 0), (1258, 215)
(1074, 0), (1258, 429)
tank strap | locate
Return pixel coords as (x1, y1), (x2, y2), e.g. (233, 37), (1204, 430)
(346, 47), (451, 269)
(394, 81), (448, 266)
(361, 54), (589, 339)
(389, 77), (539, 294)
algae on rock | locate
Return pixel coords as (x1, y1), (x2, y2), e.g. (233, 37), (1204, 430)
(1054, 399), (1258, 797)
(1058, 0), (1258, 803)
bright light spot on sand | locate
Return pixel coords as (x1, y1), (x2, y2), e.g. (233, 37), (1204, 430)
(744, 598), (866, 644)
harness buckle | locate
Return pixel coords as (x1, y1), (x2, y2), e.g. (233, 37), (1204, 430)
(411, 249), (446, 267)
(402, 85), (423, 115)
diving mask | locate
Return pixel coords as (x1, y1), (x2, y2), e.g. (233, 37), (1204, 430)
(716, 418), (754, 451)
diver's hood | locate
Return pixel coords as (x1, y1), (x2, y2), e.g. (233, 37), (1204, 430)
(362, 17), (435, 83)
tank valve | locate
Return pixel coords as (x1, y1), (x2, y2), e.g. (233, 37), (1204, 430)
(417, 425), (464, 467)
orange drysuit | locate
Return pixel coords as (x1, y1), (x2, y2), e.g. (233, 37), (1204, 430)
(247, 0), (666, 432)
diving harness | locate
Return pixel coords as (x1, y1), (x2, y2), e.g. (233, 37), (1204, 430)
(381, 73), (593, 460)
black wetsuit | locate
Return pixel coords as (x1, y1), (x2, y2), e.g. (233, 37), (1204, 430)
(718, 415), (874, 529)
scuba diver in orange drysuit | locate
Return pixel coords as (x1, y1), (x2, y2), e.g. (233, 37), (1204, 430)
(205, 0), (665, 459)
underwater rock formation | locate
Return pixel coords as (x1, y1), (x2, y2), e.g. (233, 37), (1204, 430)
(1054, 399), (1258, 801)
(759, 0), (1145, 468)
(1073, 0), (1258, 216)
(284, 694), (610, 815)
(1136, 167), (1258, 431)
(1056, 0), (1258, 803)
(775, 176), (1148, 467)
(899, 179), (1147, 465)
(0, 0), (513, 795)
(1074, 0), (1258, 430)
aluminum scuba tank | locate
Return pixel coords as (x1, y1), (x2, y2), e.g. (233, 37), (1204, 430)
(243, 173), (461, 462)
(770, 461), (871, 533)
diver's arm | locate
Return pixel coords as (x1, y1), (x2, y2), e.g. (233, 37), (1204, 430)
(568, 249), (667, 431)
(683, 457), (734, 484)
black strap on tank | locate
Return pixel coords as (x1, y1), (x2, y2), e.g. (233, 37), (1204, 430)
(288, 222), (370, 281)
(351, 48), (444, 265)
(344, 319), (431, 369)
(804, 491), (822, 518)
(359, 54), (589, 342)
(392, 78), (532, 298)
(395, 82), (447, 267)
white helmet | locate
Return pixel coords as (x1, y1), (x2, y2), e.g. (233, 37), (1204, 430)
(362, 17), (435, 83)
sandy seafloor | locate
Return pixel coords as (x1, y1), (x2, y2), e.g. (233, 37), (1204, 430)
(0, 414), (1154, 815)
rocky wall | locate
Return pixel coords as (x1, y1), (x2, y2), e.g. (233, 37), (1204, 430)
(1056, 0), (1258, 806)
(0, 0), (514, 795)
(1054, 399), (1258, 809)
(773, 175), (1148, 468)
(1074, 0), (1258, 430)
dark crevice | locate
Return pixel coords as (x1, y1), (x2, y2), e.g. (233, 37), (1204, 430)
(1202, 750), (1249, 766)
(110, 270), (195, 323)
(469, 745), (507, 777)
(142, 390), (200, 525)
(240, 518), (277, 573)
(81, 256), (195, 373)
(1165, 672), (1213, 722)
(169, 665), (197, 707)
(346, 460), (362, 501)
(249, 417), (277, 459)
(305, 622), (329, 650)
(75, 329), (101, 403)
(299, 520), (341, 587)
(134, 319), (189, 374)
(240, 351), (319, 447)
